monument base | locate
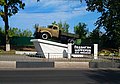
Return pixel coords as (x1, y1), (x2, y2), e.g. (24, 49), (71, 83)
(31, 39), (98, 59)
(31, 39), (68, 58)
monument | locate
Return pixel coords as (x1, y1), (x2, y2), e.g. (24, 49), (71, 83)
(31, 39), (68, 58)
(31, 39), (98, 59)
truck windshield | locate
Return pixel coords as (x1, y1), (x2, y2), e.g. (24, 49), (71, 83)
(48, 25), (53, 29)
(53, 26), (58, 30)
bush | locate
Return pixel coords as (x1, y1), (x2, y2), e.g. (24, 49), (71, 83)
(99, 49), (119, 56)
(99, 49), (111, 56)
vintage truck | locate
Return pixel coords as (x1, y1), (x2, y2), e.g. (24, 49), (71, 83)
(35, 25), (79, 43)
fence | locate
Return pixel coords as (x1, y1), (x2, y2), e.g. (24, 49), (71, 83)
(0, 37), (34, 46)
(98, 55), (120, 63)
(10, 37), (34, 46)
(33, 53), (94, 62)
(0, 53), (120, 63)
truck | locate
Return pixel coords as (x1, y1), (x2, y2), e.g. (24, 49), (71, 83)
(35, 25), (79, 43)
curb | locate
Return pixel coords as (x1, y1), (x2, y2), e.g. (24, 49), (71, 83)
(55, 62), (89, 68)
(0, 61), (16, 69)
(0, 61), (89, 69)
(16, 62), (54, 68)
(0, 61), (120, 69)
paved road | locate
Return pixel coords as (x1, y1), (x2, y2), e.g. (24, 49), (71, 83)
(0, 69), (120, 84)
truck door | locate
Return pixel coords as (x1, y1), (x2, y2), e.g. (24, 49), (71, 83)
(52, 26), (59, 38)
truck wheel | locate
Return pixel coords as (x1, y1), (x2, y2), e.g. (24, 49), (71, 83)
(41, 33), (49, 40)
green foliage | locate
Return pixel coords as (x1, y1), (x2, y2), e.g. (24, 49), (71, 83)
(8, 27), (32, 37)
(0, 0), (25, 50)
(52, 21), (69, 33)
(0, 0), (25, 19)
(8, 27), (21, 37)
(99, 49), (111, 56)
(85, 0), (120, 48)
(0, 27), (32, 46)
(57, 21), (64, 31)
(0, 27), (5, 45)
(0, 27), (5, 35)
(99, 49), (119, 56)
(88, 28), (102, 44)
(63, 22), (69, 33)
(74, 22), (88, 40)
(21, 29), (32, 37)
(0, 0), (4, 5)
(0, 27), (32, 37)
(74, 39), (81, 45)
(52, 21), (57, 25)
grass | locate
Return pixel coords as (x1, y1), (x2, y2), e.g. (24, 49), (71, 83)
(0, 45), (35, 55)
(0, 50), (15, 55)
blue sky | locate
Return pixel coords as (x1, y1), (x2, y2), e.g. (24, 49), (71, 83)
(0, 0), (100, 33)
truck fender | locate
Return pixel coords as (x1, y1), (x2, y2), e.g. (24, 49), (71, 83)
(40, 31), (52, 38)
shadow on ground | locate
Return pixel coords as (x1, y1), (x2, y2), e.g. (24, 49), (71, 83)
(86, 69), (120, 84)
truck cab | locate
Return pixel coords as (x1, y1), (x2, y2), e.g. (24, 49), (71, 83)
(37, 25), (59, 40)
(47, 25), (59, 38)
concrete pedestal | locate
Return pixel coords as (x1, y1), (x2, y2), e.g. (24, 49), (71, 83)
(31, 39), (98, 59)
(31, 39), (68, 58)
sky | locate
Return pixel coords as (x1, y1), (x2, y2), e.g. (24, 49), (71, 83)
(0, 0), (100, 33)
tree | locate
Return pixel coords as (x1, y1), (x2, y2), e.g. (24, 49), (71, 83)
(0, 27), (5, 35)
(8, 27), (21, 37)
(20, 30), (32, 37)
(87, 28), (103, 47)
(0, 27), (32, 46)
(0, 0), (25, 51)
(74, 22), (88, 40)
(52, 21), (57, 25)
(8, 27), (32, 37)
(85, 0), (120, 48)
(52, 21), (70, 33)
(57, 21), (64, 32)
(0, 27), (5, 45)
(63, 22), (69, 33)
(0, 27), (32, 37)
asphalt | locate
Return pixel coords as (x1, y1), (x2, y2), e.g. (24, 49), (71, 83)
(0, 69), (120, 84)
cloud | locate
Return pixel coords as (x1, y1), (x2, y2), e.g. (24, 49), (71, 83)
(0, 0), (99, 33)
(17, 6), (88, 22)
(19, 0), (88, 22)
(23, 0), (84, 13)
(0, 0), (96, 33)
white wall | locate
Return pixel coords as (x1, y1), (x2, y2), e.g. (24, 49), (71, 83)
(31, 39), (68, 58)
